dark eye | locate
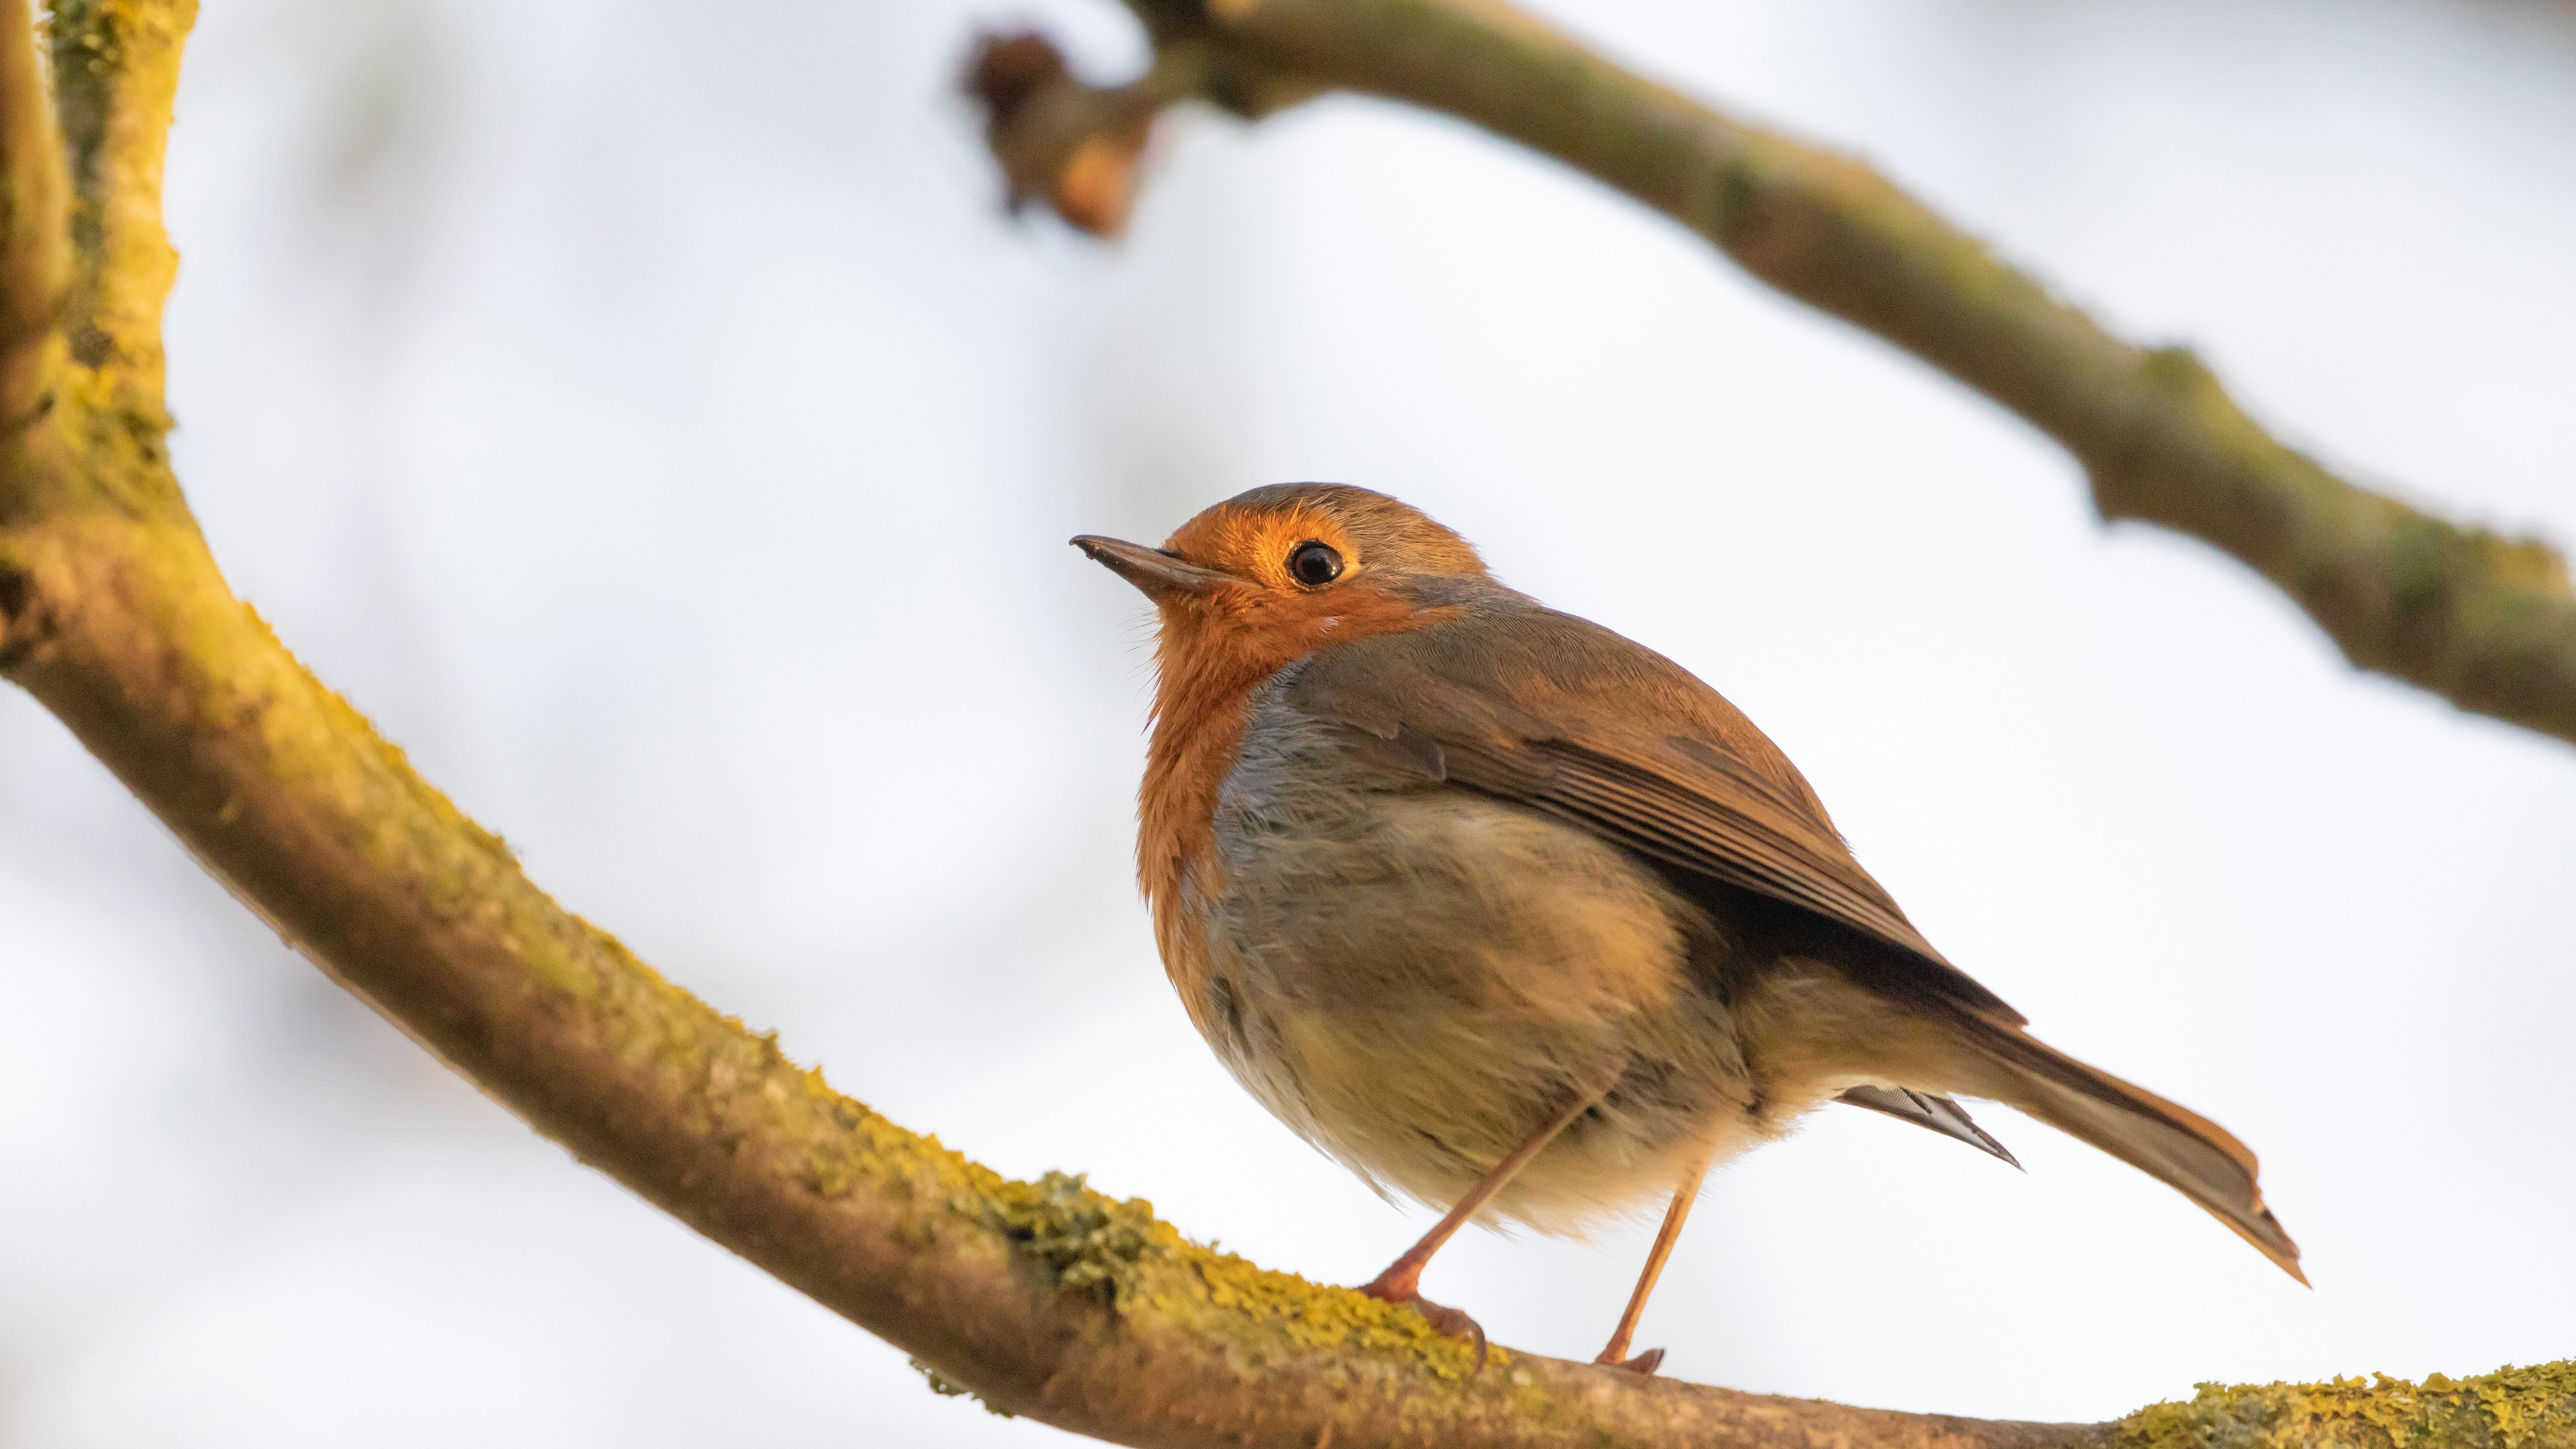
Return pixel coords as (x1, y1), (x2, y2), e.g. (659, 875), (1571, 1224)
(1287, 541), (1344, 588)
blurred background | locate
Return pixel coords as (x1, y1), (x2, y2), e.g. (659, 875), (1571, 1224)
(3, 0), (2573, 1442)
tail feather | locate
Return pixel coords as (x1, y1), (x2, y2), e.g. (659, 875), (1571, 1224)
(1835, 1084), (2022, 1169)
(1951, 1014), (2306, 1283)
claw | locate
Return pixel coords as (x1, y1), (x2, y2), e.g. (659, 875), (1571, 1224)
(1362, 1281), (1489, 1370)
(1597, 1346), (1665, 1376)
(1410, 1295), (1489, 1370)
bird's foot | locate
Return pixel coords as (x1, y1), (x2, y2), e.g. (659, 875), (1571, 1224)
(1361, 1277), (1489, 1370)
(1594, 1346), (1666, 1376)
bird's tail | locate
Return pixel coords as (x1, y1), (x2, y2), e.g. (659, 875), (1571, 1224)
(1944, 1011), (2306, 1283)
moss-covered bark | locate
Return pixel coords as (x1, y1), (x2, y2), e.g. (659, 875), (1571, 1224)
(2115, 1364), (2576, 1449)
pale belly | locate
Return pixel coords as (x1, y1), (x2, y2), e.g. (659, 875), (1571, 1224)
(1164, 704), (1778, 1234)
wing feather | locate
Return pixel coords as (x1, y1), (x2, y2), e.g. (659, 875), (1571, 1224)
(1290, 606), (2028, 1026)
(1289, 601), (2302, 1279)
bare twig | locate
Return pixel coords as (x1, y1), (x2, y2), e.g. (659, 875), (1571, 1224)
(971, 1), (2576, 749)
(2, 3), (2572, 1446)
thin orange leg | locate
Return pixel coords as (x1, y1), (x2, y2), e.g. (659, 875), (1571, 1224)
(1593, 1146), (1716, 1375)
(1361, 1059), (1627, 1365)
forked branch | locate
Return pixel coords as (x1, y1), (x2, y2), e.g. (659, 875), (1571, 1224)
(970, 0), (2576, 748)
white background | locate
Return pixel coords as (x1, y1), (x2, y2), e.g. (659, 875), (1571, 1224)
(2, 0), (2571, 1442)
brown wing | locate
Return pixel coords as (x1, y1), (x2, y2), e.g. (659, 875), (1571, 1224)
(1287, 604), (2028, 1026)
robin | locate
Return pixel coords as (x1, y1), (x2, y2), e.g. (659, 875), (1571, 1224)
(1074, 483), (2302, 1373)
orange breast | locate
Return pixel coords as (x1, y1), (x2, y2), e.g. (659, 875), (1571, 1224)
(1135, 580), (1451, 985)
(1136, 634), (1261, 979)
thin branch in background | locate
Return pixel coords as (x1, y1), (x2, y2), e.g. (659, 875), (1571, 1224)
(0, 0), (64, 423)
(969, 0), (2576, 749)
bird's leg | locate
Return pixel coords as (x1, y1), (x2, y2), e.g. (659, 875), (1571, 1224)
(1592, 1146), (1716, 1375)
(1361, 1060), (1627, 1366)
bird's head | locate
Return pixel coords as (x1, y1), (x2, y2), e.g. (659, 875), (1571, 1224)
(1074, 484), (1493, 684)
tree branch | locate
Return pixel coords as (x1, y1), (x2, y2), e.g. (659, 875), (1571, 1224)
(1, 4), (2570, 1447)
(0, 0), (64, 422)
(50, 0), (190, 400)
(970, 0), (2576, 748)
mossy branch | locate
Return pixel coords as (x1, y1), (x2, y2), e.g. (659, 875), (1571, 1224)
(0, 4), (2569, 1447)
(969, 0), (2576, 748)
(49, 0), (191, 402)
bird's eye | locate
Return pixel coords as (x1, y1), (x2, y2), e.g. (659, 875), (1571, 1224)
(1287, 541), (1344, 588)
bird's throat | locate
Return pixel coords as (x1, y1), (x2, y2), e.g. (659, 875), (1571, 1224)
(1136, 625), (1274, 934)
(1134, 590), (1458, 975)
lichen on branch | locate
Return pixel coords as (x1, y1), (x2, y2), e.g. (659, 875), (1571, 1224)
(2114, 1364), (2576, 1449)
(0, 0), (64, 415)
(47, 0), (193, 394)
(969, 0), (2576, 749)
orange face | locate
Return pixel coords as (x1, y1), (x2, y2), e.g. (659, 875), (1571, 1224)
(1154, 500), (1414, 672)
(1074, 485), (1485, 922)
(1163, 498), (1356, 592)
(1075, 498), (1454, 698)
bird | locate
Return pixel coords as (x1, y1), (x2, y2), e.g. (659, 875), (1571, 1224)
(1073, 482), (2302, 1374)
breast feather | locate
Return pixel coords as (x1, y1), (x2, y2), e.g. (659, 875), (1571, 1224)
(1187, 684), (1756, 1230)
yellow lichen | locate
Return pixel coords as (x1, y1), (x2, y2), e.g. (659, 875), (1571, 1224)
(2116, 1362), (2576, 1449)
(977, 1170), (1181, 1309)
(1168, 1244), (1499, 1378)
(755, 1041), (1496, 1385)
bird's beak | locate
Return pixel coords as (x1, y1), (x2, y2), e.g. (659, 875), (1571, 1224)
(1071, 535), (1246, 599)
